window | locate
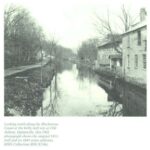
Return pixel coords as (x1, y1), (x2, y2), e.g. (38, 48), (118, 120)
(137, 31), (141, 45)
(134, 55), (138, 69)
(127, 54), (130, 68)
(143, 54), (146, 69)
(144, 40), (147, 51)
(127, 35), (130, 48)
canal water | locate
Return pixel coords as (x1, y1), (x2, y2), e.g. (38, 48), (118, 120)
(37, 64), (122, 116)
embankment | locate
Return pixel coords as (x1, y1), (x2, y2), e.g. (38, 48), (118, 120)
(5, 62), (55, 116)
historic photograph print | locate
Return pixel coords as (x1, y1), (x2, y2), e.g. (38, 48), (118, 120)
(4, 0), (147, 116)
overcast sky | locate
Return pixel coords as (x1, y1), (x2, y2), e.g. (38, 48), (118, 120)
(5, 0), (147, 50)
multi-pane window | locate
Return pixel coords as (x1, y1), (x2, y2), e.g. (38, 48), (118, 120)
(134, 55), (138, 68)
(143, 54), (146, 69)
(137, 31), (141, 45)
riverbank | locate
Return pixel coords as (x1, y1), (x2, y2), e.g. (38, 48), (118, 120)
(94, 68), (146, 89)
(95, 70), (146, 116)
(5, 58), (50, 77)
(5, 62), (55, 116)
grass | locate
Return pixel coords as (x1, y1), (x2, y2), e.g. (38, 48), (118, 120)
(5, 62), (55, 116)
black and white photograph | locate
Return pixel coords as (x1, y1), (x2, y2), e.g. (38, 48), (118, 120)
(4, 0), (147, 117)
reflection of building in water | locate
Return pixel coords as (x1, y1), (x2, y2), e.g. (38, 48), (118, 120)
(97, 76), (146, 116)
(122, 83), (146, 116)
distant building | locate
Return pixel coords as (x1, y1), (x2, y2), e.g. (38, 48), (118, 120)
(122, 8), (147, 84)
(97, 36), (122, 70)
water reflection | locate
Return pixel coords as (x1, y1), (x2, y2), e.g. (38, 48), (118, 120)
(97, 74), (146, 116)
(42, 75), (60, 116)
(37, 64), (123, 116)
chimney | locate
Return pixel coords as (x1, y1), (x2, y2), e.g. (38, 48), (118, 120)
(140, 8), (147, 21)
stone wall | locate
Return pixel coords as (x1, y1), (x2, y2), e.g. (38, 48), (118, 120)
(122, 26), (147, 84)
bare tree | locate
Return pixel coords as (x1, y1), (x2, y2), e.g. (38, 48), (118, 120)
(118, 5), (139, 32)
(93, 5), (138, 53)
(93, 10), (122, 53)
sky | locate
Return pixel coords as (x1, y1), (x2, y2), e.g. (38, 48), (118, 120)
(4, 0), (147, 51)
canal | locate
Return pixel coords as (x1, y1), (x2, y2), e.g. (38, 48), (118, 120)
(37, 63), (123, 116)
(5, 60), (146, 116)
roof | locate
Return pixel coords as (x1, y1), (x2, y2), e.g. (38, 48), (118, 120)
(99, 59), (110, 65)
(98, 36), (122, 49)
(123, 20), (147, 35)
(109, 54), (122, 59)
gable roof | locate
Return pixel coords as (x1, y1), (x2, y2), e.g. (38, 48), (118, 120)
(123, 20), (147, 35)
(98, 36), (122, 49)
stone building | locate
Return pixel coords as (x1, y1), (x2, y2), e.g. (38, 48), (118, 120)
(97, 36), (122, 70)
(122, 8), (147, 84)
(109, 54), (122, 70)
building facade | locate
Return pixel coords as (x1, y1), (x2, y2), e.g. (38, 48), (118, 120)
(97, 38), (122, 70)
(122, 8), (147, 84)
(109, 54), (122, 72)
